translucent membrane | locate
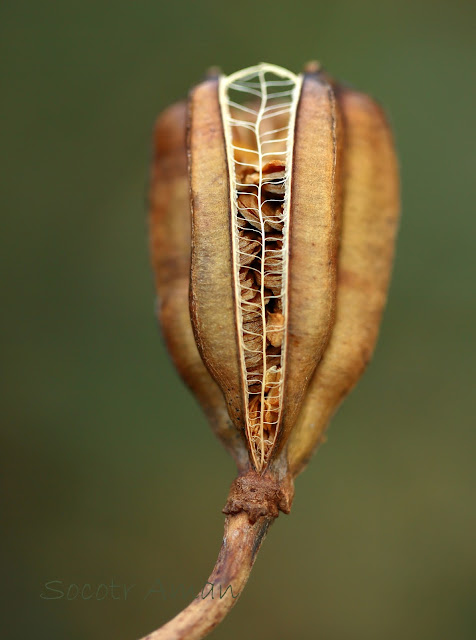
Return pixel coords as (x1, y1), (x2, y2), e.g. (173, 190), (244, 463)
(219, 64), (302, 470)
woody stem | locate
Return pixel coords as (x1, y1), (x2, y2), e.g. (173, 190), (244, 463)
(139, 512), (273, 640)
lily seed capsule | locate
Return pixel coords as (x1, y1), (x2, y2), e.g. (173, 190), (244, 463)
(150, 60), (398, 534)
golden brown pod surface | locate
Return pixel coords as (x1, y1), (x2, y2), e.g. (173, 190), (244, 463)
(281, 73), (342, 454)
(188, 78), (247, 433)
(287, 83), (400, 475)
(149, 96), (248, 469)
(150, 63), (399, 484)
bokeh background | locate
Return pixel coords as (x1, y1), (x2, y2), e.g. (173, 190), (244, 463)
(2, 1), (475, 638)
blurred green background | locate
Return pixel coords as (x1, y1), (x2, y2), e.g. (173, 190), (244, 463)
(2, 1), (475, 638)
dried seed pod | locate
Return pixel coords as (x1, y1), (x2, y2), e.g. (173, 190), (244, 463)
(145, 62), (399, 640)
(150, 61), (399, 517)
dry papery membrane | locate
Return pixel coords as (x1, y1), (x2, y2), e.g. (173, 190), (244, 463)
(219, 64), (302, 471)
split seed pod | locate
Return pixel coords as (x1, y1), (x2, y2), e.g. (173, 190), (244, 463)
(146, 63), (399, 640)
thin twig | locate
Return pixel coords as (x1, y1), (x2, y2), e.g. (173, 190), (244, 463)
(140, 512), (273, 640)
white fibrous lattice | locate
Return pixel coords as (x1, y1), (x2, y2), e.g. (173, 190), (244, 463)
(219, 64), (302, 470)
